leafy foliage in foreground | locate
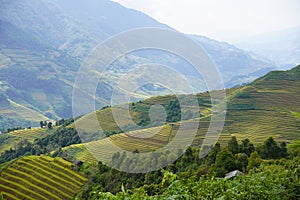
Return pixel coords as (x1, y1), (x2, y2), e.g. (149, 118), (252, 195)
(94, 159), (299, 200)
(78, 137), (298, 199)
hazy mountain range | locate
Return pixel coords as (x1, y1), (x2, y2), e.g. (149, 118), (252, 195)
(0, 0), (281, 129)
(237, 26), (300, 68)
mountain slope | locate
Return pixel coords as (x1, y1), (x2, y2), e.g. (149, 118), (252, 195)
(1, 65), (300, 165)
(0, 0), (171, 58)
(0, 0), (275, 130)
(85, 64), (300, 142)
(224, 65), (300, 142)
(63, 65), (300, 163)
(190, 35), (277, 85)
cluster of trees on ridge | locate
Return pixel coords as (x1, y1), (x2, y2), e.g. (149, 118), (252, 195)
(0, 127), (80, 164)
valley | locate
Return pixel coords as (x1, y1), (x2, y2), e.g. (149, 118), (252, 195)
(0, 0), (299, 199)
(0, 0), (277, 130)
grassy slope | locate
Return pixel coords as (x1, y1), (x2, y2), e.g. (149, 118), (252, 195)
(0, 155), (87, 200)
(0, 128), (56, 154)
(224, 65), (300, 143)
(5, 66), (300, 164)
(1, 72), (299, 198)
(0, 134), (22, 154)
(8, 128), (53, 141)
(63, 66), (300, 163)
(70, 93), (213, 133)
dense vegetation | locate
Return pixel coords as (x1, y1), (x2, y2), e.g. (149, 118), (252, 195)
(0, 66), (299, 199)
(0, 127), (80, 164)
(78, 137), (299, 199)
(92, 159), (299, 200)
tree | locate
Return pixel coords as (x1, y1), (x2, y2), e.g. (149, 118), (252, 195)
(247, 151), (262, 171)
(235, 153), (248, 172)
(239, 138), (255, 156)
(214, 149), (236, 177)
(182, 147), (194, 163)
(206, 143), (221, 165)
(166, 99), (181, 122)
(228, 136), (239, 154)
(55, 118), (65, 126)
(259, 137), (282, 159)
(40, 121), (44, 128)
(280, 141), (288, 158)
(47, 122), (53, 129)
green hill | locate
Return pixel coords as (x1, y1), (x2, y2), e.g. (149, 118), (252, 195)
(2, 66), (300, 165)
(0, 0), (276, 130)
(0, 156), (87, 200)
(0, 65), (299, 199)
(60, 65), (300, 164)
(0, 127), (56, 155)
(224, 65), (300, 143)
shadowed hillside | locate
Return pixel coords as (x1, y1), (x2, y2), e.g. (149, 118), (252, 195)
(0, 0), (276, 130)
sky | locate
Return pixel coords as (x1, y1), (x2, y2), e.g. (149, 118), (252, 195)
(111, 0), (300, 43)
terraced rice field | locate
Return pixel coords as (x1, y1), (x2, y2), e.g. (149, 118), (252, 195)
(0, 156), (87, 200)
(8, 128), (48, 140)
(224, 75), (300, 143)
(63, 119), (233, 164)
(0, 134), (23, 154)
(71, 92), (213, 135)
(63, 67), (300, 163)
(62, 144), (98, 163)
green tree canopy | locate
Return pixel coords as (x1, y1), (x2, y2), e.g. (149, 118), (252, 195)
(228, 136), (239, 154)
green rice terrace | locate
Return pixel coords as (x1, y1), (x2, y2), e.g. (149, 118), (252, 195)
(61, 66), (300, 164)
(2, 66), (300, 165)
(0, 66), (299, 199)
(0, 156), (87, 200)
(225, 65), (300, 143)
(1, 1), (299, 199)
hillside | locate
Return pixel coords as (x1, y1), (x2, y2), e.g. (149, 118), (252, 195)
(0, 0), (276, 130)
(0, 127), (54, 155)
(225, 65), (300, 142)
(2, 65), (299, 160)
(0, 66), (299, 199)
(58, 65), (300, 164)
(0, 156), (87, 200)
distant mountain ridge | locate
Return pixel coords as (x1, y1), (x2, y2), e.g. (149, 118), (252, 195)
(0, 0), (276, 130)
(237, 26), (300, 68)
(189, 35), (277, 86)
